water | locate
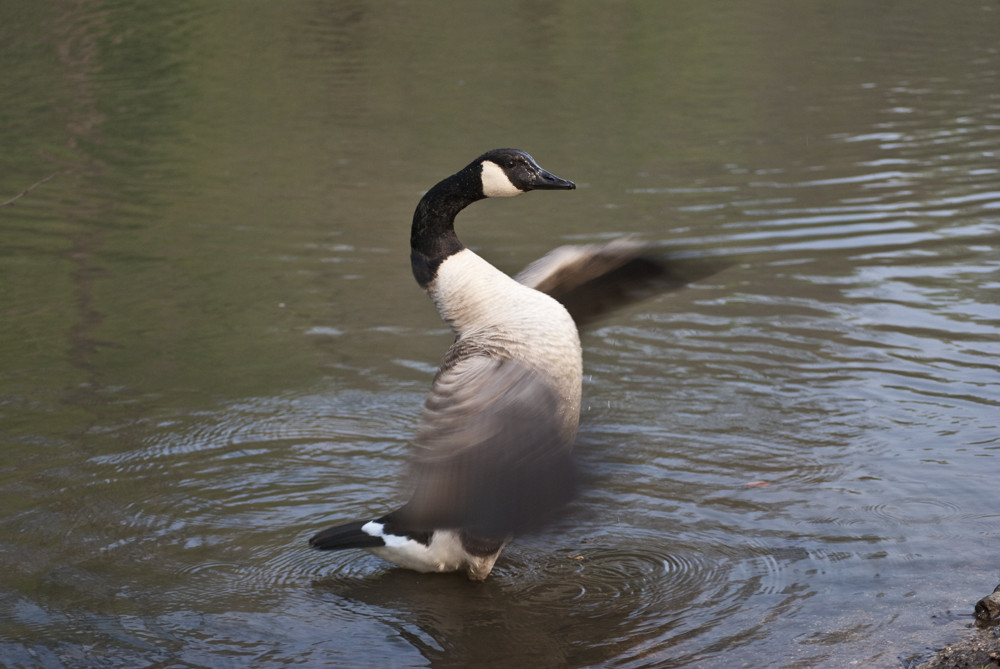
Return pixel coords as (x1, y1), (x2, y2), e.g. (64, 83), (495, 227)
(1, 2), (998, 667)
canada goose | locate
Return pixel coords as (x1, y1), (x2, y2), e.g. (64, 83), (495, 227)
(309, 149), (650, 581)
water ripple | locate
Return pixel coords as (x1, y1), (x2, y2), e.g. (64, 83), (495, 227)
(499, 530), (729, 625)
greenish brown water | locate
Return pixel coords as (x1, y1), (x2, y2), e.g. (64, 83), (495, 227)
(2, 2), (998, 666)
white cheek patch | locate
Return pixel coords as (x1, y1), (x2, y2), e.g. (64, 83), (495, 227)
(481, 160), (523, 197)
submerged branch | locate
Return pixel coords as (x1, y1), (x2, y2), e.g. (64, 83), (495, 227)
(0, 172), (63, 207)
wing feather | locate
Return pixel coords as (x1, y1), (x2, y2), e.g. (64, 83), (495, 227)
(400, 356), (574, 536)
(515, 236), (727, 326)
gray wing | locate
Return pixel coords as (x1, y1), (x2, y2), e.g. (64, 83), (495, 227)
(516, 236), (726, 326)
(515, 236), (648, 295)
(400, 356), (575, 536)
(515, 237), (668, 326)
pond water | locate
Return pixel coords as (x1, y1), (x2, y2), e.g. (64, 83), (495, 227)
(2, 2), (998, 667)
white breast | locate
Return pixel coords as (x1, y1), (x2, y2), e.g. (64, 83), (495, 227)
(428, 249), (583, 432)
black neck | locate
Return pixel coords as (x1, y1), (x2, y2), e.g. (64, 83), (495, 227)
(410, 166), (484, 287)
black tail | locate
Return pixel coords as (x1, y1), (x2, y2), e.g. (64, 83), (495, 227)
(308, 519), (385, 551)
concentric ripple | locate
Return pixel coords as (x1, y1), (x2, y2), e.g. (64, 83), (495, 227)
(495, 529), (732, 634)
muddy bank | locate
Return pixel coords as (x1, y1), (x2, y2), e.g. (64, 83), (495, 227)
(913, 625), (1000, 669)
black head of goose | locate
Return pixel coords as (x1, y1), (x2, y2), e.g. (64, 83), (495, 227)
(309, 149), (582, 581)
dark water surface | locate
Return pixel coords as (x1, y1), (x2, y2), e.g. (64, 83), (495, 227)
(2, 2), (998, 667)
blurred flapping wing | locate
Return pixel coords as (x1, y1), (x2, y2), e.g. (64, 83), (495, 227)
(401, 356), (575, 536)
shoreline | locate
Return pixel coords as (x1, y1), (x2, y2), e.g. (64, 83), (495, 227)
(914, 625), (1000, 669)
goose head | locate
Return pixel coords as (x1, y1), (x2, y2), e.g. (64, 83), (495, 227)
(409, 149), (576, 287)
(477, 148), (576, 197)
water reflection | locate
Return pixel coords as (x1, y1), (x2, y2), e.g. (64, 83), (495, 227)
(314, 527), (736, 668)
